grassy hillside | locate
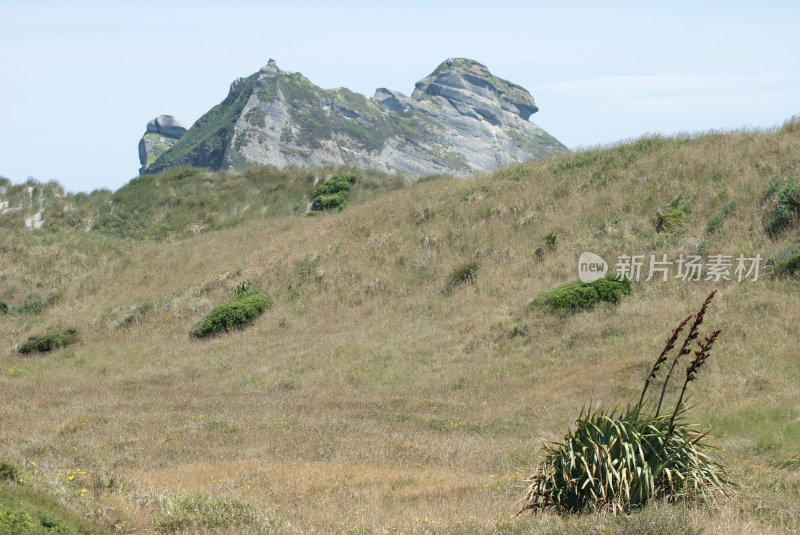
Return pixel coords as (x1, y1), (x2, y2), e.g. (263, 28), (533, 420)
(1, 120), (799, 534)
(0, 166), (407, 240)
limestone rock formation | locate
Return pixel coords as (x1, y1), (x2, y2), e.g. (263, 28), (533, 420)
(138, 115), (187, 174)
(142, 59), (565, 178)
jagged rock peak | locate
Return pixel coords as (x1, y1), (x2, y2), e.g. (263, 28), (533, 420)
(145, 115), (187, 139)
(259, 58), (281, 75)
(412, 58), (538, 121)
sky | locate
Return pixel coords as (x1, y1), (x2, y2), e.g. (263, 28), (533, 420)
(1, 1), (798, 193)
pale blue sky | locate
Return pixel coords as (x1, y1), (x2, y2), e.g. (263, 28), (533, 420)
(1, 1), (798, 192)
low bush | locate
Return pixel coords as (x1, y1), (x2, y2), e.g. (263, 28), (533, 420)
(444, 262), (478, 294)
(0, 462), (19, 482)
(534, 276), (631, 312)
(13, 297), (48, 315)
(520, 292), (728, 514)
(0, 508), (33, 535)
(764, 180), (800, 236)
(18, 329), (78, 355)
(656, 207), (687, 233)
(309, 173), (358, 212)
(0, 301), (7, 314)
(706, 213), (724, 234)
(190, 289), (273, 338)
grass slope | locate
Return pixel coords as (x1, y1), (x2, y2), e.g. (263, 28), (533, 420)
(1, 121), (799, 533)
(0, 482), (111, 535)
(0, 165), (406, 240)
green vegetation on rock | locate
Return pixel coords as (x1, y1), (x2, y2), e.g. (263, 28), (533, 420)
(244, 107), (267, 128)
(148, 74), (259, 172)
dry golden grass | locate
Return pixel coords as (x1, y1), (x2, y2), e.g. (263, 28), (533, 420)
(1, 123), (800, 533)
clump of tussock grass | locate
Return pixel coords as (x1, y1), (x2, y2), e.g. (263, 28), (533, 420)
(444, 262), (478, 294)
(141, 490), (280, 533)
(190, 289), (273, 338)
(520, 291), (729, 514)
(767, 244), (800, 278)
(112, 301), (153, 329)
(17, 329), (79, 355)
(533, 276), (631, 312)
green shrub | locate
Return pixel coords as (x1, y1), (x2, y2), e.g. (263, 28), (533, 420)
(534, 276), (631, 312)
(764, 180), (800, 237)
(0, 462), (19, 482)
(13, 297), (47, 315)
(444, 262), (478, 294)
(0, 508), (33, 535)
(721, 198), (738, 216)
(656, 207), (687, 233)
(762, 174), (784, 201)
(0, 301), (7, 314)
(190, 289), (273, 338)
(309, 173), (358, 212)
(706, 213), (724, 234)
(521, 292), (728, 514)
(18, 329), (79, 355)
(544, 231), (558, 248)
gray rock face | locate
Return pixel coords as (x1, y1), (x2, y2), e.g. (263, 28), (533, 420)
(138, 115), (187, 174)
(146, 115), (187, 138)
(412, 58), (539, 122)
(143, 58), (566, 178)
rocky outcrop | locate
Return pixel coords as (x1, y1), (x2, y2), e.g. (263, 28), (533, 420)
(138, 115), (187, 174)
(143, 58), (566, 178)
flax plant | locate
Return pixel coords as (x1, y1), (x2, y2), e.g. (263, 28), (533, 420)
(520, 291), (729, 514)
